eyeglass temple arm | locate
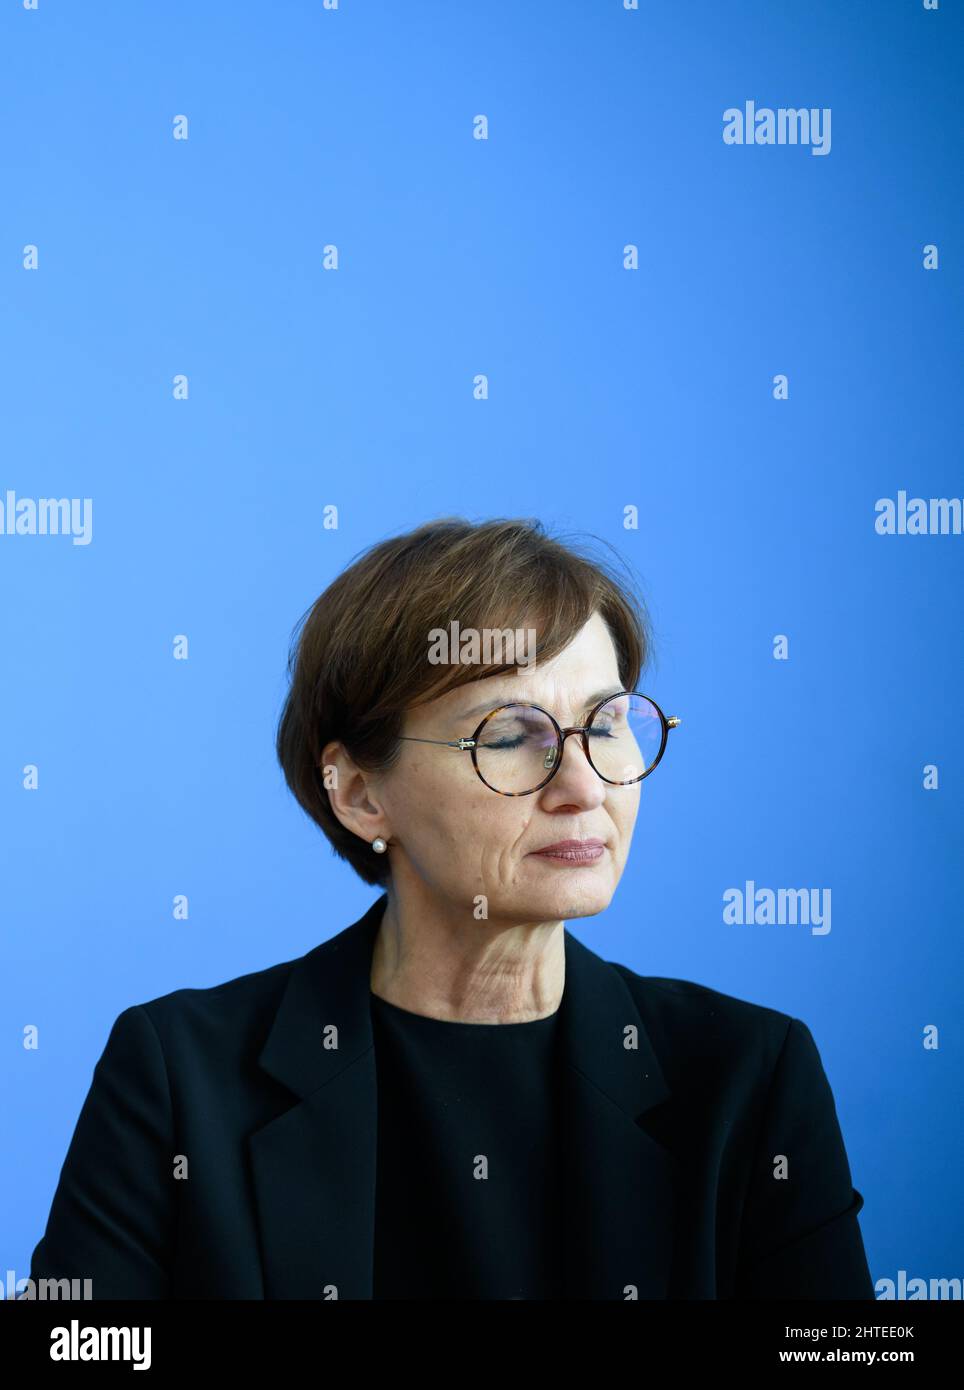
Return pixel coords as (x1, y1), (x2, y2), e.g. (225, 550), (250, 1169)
(397, 735), (476, 749)
(401, 718), (681, 747)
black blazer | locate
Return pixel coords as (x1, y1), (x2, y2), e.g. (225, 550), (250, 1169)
(30, 894), (875, 1300)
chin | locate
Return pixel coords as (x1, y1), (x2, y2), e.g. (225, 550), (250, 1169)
(513, 876), (616, 923)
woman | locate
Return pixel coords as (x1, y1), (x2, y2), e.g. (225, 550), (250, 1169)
(29, 517), (875, 1300)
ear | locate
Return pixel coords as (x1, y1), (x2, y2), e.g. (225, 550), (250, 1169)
(319, 743), (391, 844)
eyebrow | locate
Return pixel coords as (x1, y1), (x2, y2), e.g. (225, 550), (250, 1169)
(455, 687), (625, 724)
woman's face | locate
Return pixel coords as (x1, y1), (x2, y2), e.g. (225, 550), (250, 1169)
(357, 611), (643, 925)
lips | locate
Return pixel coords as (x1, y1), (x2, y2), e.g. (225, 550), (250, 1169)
(533, 834), (608, 856)
(533, 838), (606, 855)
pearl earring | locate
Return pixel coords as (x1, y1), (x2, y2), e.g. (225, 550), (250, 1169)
(372, 837), (388, 853)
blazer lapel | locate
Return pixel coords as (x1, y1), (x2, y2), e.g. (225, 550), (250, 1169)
(247, 896), (384, 1300)
(247, 895), (679, 1300)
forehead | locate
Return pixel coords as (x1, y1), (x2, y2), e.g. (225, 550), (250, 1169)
(448, 615), (623, 720)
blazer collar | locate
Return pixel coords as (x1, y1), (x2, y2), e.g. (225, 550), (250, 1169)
(248, 894), (680, 1299)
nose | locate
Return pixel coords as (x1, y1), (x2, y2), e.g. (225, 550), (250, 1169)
(538, 727), (606, 804)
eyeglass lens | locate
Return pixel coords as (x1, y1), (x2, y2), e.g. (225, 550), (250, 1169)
(474, 694), (663, 794)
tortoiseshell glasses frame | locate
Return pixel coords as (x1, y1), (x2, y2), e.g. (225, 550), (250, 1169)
(397, 690), (682, 797)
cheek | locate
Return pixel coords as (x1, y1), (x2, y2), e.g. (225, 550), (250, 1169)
(451, 797), (532, 855)
(386, 760), (525, 853)
(396, 791), (531, 899)
(470, 804), (536, 889)
(390, 765), (454, 835)
(611, 789), (641, 837)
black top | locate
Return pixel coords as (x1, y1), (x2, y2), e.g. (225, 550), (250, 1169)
(369, 989), (565, 1300)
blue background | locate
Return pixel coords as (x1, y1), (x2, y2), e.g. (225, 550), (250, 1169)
(2, 0), (961, 1295)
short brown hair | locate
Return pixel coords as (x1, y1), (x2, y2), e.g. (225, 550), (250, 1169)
(275, 516), (655, 886)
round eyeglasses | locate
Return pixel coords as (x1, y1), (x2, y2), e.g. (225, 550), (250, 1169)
(398, 691), (681, 797)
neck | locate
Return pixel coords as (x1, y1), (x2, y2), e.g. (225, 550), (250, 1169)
(369, 882), (566, 1024)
